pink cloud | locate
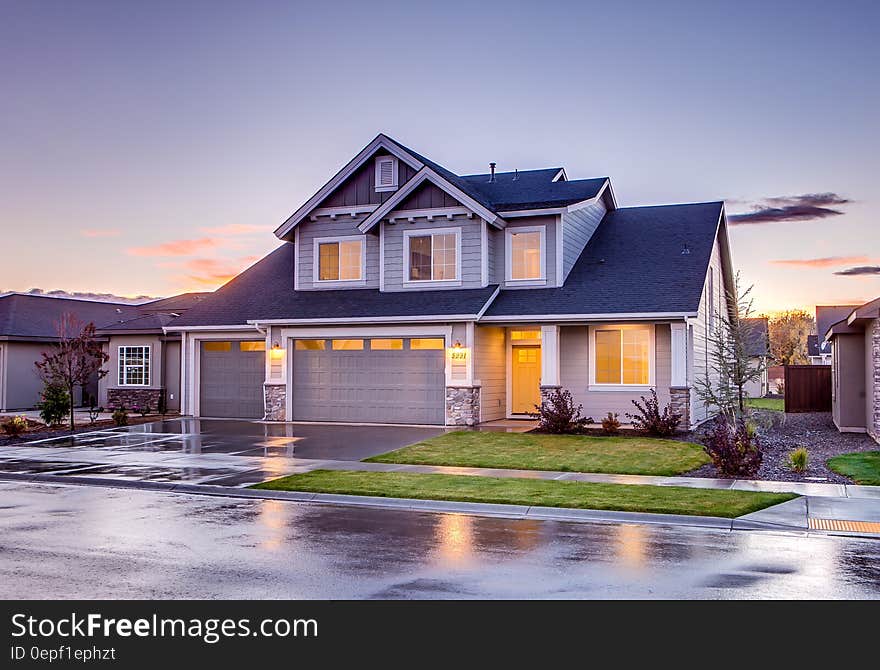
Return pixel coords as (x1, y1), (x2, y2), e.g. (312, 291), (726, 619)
(80, 228), (121, 238)
(182, 256), (259, 287)
(770, 255), (871, 268)
(199, 223), (265, 235)
(127, 238), (218, 257)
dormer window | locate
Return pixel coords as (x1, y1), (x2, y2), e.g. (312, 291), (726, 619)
(374, 156), (399, 192)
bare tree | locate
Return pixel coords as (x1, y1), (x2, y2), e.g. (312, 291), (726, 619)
(694, 273), (766, 418)
(35, 314), (109, 431)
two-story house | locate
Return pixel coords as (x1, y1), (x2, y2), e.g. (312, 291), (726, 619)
(166, 134), (734, 428)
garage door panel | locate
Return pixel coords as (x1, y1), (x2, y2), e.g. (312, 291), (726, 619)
(199, 341), (264, 418)
(292, 342), (445, 424)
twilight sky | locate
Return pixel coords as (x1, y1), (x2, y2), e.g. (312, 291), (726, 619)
(1, 0), (878, 313)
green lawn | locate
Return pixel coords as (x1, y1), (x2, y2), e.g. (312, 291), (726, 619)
(253, 470), (795, 518)
(745, 397), (784, 412)
(365, 430), (710, 476)
(827, 452), (880, 485)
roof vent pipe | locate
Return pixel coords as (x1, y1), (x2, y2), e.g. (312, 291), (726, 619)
(513, 169), (518, 181)
(488, 162), (496, 182)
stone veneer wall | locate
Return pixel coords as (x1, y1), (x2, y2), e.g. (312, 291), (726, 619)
(107, 388), (164, 411)
(870, 319), (880, 443)
(446, 386), (480, 426)
(264, 384), (286, 421)
(669, 386), (690, 429)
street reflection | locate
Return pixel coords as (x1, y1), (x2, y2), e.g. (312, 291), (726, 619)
(615, 524), (648, 569)
(434, 514), (474, 564)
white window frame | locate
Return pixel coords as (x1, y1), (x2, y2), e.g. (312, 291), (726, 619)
(588, 324), (655, 390)
(118, 345), (151, 387)
(505, 224), (546, 286)
(403, 227), (462, 287)
(312, 235), (367, 286)
(374, 156), (399, 192)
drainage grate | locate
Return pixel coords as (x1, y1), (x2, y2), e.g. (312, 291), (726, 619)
(809, 518), (880, 534)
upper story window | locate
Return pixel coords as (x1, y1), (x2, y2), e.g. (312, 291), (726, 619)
(374, 156), (399, 192)
(315, 236), (364, 283)
(405, 228), (459, 282)
(118, 345), (150, 386)
(506, 226), (545, 282)
(591, 325), (653, 387)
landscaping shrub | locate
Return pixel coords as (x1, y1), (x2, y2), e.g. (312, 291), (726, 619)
(134, 405), (150, 417)
(626, 389), (682, 437)
(112, 407), (129, 427)
(1, 415), (28, 438)
(701, 415), (762, 478)
(601, 412), (621, 435)
(787, 447), (809, 473)
(38, 383), (70, 427)
(534, 388), (590, 434)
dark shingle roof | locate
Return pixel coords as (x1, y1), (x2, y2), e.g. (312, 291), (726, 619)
(138, 292), (209, 313)
(460, 171), (608, 210)
(484, 202), (724, 317)
(97, 312), (179, 333)
(816, 305), (857, 344)
(169, 245), (499, 327)
(742, 317), (769, 357)
(0, 294), (141, 339)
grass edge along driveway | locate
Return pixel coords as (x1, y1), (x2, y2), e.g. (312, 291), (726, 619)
(827, 451), (880, 486)
(253, 470), (796, 519)
(365, 430), (709, 476)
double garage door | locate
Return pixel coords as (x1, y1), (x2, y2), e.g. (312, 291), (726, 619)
(198, 337), (446, 424)
(292, 338), (446, 425)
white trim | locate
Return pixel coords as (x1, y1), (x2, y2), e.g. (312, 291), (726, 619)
(250, 314), (479, 326)
(464, 321), (475, 386)
(117, 344), (151, 387)
(293, 227), (300, 290)
(275, 134), (423, 238)
(374, 155), (399, 192)
(480, 219), (489, 287)
(479, 311), (697, 323)
(555, 213), (563, 286)
(552, 168), (567, 182)
(670, 321), (687, 387)
(311, 234), (367, 286)
(505, 224), (546, 284)
(403, 226), (462, 286)
(165, 325), (258, 333)
(476, 286), (502, 319)
(358, 167), (505, 233)
(498, 207), (565, 218)
(588, 323), (655, 389)
(540, 324), (560, 386)
(309, 204), (379, 220)
(388, 207), (469, 222)
(379, 221), (386, 291)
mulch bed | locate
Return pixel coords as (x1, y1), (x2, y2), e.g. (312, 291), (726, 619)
(0, 415), (167, 447)
(687, 411), (878, 484)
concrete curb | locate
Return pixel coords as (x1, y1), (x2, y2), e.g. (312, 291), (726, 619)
(0, 470), (816, 534)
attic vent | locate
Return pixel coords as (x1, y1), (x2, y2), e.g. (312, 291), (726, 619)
(374, 156), (399, 192)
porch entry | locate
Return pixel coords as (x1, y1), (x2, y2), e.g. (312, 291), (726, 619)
(511, 345), (541, 414)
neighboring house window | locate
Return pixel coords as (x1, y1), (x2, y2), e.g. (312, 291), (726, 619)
(118, 346), (150, 386)
(591, 326), (652, 386)
(374, 156), (399, 192)
(506, 227), (545, 281)
(314, 237), (364, 282)
(405, 229), (459, 282)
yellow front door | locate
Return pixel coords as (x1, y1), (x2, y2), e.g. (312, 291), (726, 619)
(511, 345), (542, 414)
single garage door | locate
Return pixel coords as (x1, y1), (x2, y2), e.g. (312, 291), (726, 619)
(199, 340), (265, 418)
(292, 337), (446, 425)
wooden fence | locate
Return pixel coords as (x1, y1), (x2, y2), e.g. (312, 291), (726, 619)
(784, 365), (831, 413)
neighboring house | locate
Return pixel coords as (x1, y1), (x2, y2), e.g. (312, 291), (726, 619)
(95, 293), (207, 413)
(811, 305), (857, 365)
(742, 317), (770, 398)
(825, 296), (880, 443)
(167, 133), (735, 428)
(0, 292), (206, 412)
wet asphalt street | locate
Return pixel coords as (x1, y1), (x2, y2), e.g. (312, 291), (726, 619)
(1, 480), (878, 599)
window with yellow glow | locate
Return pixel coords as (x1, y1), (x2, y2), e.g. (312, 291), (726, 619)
(239, 341), (266, 352)
(370, 339), (403, 350)
(509, 230), (543, 280)
(202, 341), (231, 352)
(410, 338), (445, 350)
(594, 328), (650, 385)
(318, 239), (362, 281)
(332, 339), (364, 350)
(294, 339), (325, 350)
(510, 330), (541, 341)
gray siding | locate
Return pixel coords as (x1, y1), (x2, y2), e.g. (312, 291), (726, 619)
(833, 333), (866, 429)
(1, 342), (47, 410)
(561, 199), (606, 280)
(397, 181), (461, 210)
(322, 153), (417, 207)
(297, 215), (379, 290)
(164, 341), (181, 411)
(475, 325), (506, 421)
(559, 324), (672, 420)
(382, 215), (484, 291)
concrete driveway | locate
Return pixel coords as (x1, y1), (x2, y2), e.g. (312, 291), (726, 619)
(0, 418), (446, 487)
